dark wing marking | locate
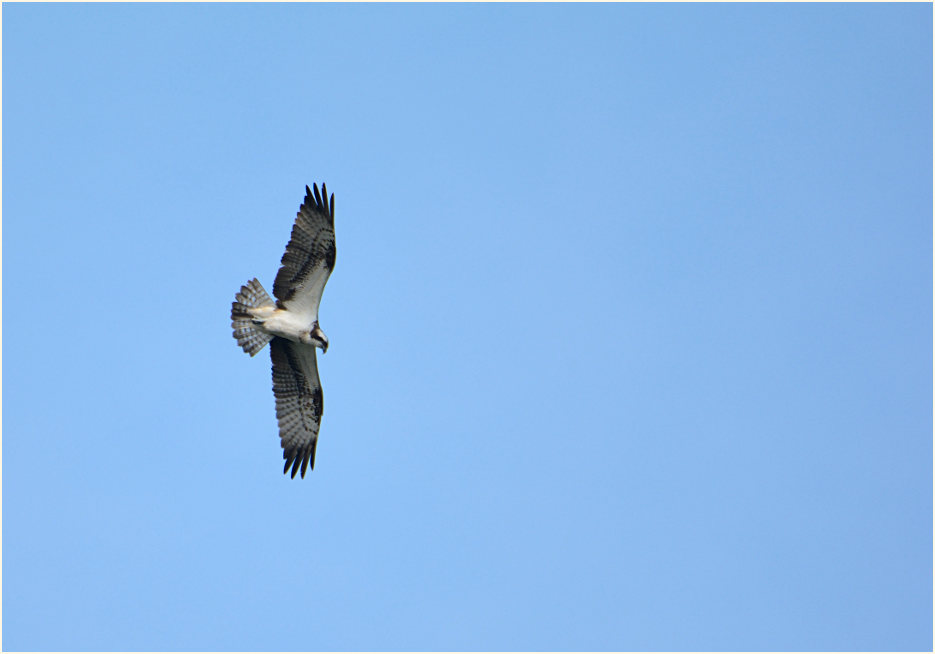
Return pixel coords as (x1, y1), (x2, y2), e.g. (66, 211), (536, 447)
(272, 183), (336, 318)
(270, 337), (323, 479)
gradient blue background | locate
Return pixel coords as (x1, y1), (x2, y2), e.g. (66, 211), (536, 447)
(3, 3), (932, 651)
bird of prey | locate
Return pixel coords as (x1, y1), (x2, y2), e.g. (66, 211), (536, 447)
(231, 184), (336, 478)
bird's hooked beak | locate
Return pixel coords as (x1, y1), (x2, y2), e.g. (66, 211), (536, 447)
(312, 324), (329, 353)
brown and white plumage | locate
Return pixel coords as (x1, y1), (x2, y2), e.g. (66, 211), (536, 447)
(273, 183), (336, 319)
(230, 184), (336, 478)
(270, 337), (324, 478)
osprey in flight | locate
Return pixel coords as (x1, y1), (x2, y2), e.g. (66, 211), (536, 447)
(231, 184), (336, 478)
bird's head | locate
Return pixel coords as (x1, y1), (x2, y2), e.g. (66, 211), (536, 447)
(307, 323), (329, 353)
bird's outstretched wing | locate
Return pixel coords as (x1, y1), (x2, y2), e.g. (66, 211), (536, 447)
(270, 337), (323, 479)
(272, 183), (336, 323)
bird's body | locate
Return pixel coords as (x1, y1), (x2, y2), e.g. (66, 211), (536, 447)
(231, 184), (336, 478)
(257, 306), (319, 344)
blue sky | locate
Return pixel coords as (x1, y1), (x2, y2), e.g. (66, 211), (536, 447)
(2, 3), (931, 651)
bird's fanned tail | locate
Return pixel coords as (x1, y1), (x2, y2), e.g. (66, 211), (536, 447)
(231, 278), (275, 356)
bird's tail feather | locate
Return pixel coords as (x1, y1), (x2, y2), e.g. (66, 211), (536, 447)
(231, 278), (275, 356)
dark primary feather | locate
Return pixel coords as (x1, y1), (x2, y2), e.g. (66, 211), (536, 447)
(273, 183), (336, 306)
(270, 337), (323, 479)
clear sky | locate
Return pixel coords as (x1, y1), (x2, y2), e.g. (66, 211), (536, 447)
(2, 3), (931, 651)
